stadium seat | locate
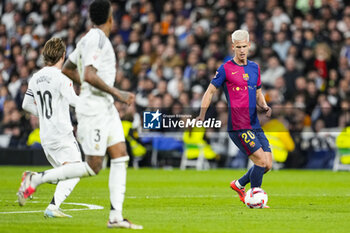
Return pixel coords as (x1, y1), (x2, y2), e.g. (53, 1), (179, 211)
(150, 136), (183, 167)
(0, 134), (11, 148)
(333, 149), (350, 171)
(180, 143), (210, 170)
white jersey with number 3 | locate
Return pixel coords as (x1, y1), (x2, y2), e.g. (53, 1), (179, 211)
(68, 28), (116, 115)
(23, 66), (78, 146)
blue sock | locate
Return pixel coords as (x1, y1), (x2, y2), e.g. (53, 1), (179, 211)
(238, 166), (254, 187)
(250, 165), (265, 188)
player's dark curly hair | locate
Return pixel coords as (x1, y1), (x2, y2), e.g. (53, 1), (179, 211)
(89, 0), (111, 26)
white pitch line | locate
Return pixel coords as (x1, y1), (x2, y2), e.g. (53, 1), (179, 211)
(125, 193), (350, 199)
(0, 210), (47, 214)
(64, 202), (104, 210)
(0, 202), (103, 215)
(1, 193), (349, 214)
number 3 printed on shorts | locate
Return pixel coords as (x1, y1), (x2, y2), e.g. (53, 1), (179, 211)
(241, 130), (255, 143)
(94, 129), (101, 142)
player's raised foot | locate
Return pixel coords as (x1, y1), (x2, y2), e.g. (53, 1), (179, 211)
(107, 219), (143, 230)
(17, 171), (37, 206)
(230, 180), (246, 203)
(44, 208), (72, 218)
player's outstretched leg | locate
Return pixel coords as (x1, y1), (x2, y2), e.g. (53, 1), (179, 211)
(17, 171), (37, 206)
(108, 156), (128, 223)
(44, 178), (80, 218)
(107, 219), (143, 230)
(245, 148), (267, 189)
(107, 156), (142, 229)
(249, 164), (265, 188)
(17, 162), (95, 206)
(230, 166), (255, 203)
(107, 142), (142, 230)
(230, 179), (246, 203)
(248, 149), (271, 208)
(44, 208), (72, 218)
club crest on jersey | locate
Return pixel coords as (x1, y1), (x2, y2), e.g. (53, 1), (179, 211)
(242, 73), (249, 81)
(249, 141), (255, 147)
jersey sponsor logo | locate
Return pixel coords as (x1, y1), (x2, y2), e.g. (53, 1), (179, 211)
(243, 73), (249, 81)
(232, 86), (247, 91)
(95, 144), (100, 150)
(143, 110), (162, 129)
(232, 71), (238, 75)
(213, 71), (218, 79)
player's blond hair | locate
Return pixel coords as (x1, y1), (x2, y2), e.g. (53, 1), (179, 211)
(231, 30), (249, 43)
(42, 38), (66, 66)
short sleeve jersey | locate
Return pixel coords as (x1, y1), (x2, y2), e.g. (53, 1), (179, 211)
(211, 59), (262, 131)
(26, 67), (77, 145)
(68, 28), (116, 115)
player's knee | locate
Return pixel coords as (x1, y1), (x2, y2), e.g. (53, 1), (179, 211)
(108, 142), (128, 159)
(265, 156), (273, 172)
(118, 147), (127, 157)
(253, 158), (266, 167)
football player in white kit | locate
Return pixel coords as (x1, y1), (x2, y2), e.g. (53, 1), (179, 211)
(20, 38), (81, 218)
(17, 0), (142, 229)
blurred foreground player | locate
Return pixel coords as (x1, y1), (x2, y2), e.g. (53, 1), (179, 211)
(197, 30), (272, 207)
(18, 0), (142, 229)
(20, 38), (81, 218)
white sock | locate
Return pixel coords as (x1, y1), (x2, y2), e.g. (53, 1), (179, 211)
(31, 162), (95, 188)
(48, 178), (80, 209)
(235, 180), (244, 189)
(109, 156), (129, 222)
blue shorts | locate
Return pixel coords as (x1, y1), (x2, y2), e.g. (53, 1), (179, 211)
(228, 128), (271, 156)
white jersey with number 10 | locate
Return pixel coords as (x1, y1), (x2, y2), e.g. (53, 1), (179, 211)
(24, 66), (78, 146)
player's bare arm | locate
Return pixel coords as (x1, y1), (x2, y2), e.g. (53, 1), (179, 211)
(256, 88), (271, 117)
(84, 65), (135, 105)
(197, 83), (217, 121)
(115, 89), (135, 105)
(62, 60), (81, 85)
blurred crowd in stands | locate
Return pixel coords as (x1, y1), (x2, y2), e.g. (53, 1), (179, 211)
(1, 0), (350, 168)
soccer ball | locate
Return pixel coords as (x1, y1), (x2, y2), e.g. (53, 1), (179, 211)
(244, 187), (268, 209)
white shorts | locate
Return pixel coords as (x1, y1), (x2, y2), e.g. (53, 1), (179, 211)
(76, 106), (125, 156)
(42, 133), (82, 168)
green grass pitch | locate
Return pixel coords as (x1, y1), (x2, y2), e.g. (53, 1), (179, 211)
(0, 166), (349, 233)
